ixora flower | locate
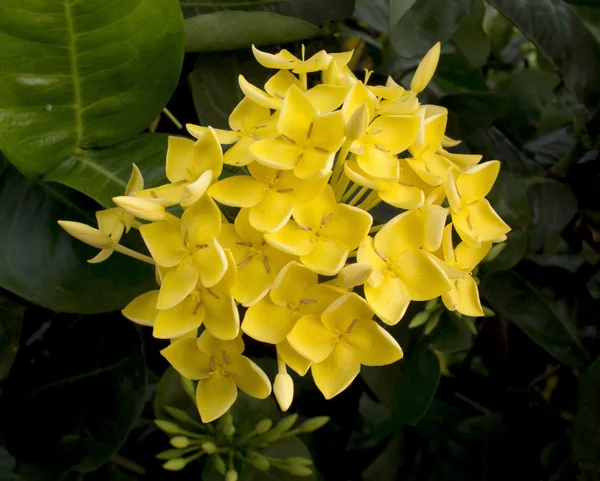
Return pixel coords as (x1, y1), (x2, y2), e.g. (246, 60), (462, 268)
(59, 40), (510, 422)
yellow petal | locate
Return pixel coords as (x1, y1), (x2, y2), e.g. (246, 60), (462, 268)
(203, 292), (239, 341)
(368, 115), (420, 153)
(323, 204), (372, 250)
(301, 238), (348, 276)
(410, 110), (447, 156)
(292, 184), (336, 228)
(312, 344), (360, 399)
(191, 238), (228, 288)
(252, 45), (298, 69)
(294, 149), (335, 179)
(270, 261), (318, 307)
(378, 181), (425, 210)
(223, 136), (255, 167)
(441, 135), (461, 147)
(377, 97), (420, 115)
(209, 176), (267, 208)
(276, 170), (330, 204)
(344, 160), (380, 190)
(456, 160), (500, 202)
(264, 221), (315, 256)
(342, 82), (377, 124)
(455, 240), (492, 272)
(242, 298), (293, 344)
(411, 41), (441, 93)
(455, 275), (484, 317)
(396, 250), (451, 300)
(454, 199), (511, 245)
(293, 50), (333, 74)
(113, 196), (166, 222)
(166, 136), (195, 183)
(356, 147), (399, 181)
(196, 374), (238, 423)
(157, 259), (199, 310)
(125, 163), (144, 195)
(278, 85), (316, 144)
(439, 149), (481, 169)
(249, 190), (295, 233)
(264, 69), (303, 97)
(186, 124), (240, 144)
(88, 248), (113, 264)
(305, 85), (347, 113)
(274, 373), (294, 411)
(58, 221), (113, 249)
(321, 292), (373, 332)
(335, 263), (372, 289)
(300, 284), (343, 316)
(229, 355), (272, 398)
(238, 74), (282, 109)
(250, 138), (304, 171)
(347, 319), (404, 366)
(442, 283), (459, 311)
(277, 341), (311, 376)
(232, 256), (271, 306)
(180, 170), (213, 208)
(160, 337), (211, 380)
(374, 210), (423, 262)
(192, 127), (223, 178)
(364, 274), (411, 325)
(122, 290), (159, 326)
(287, 314), (338, 363)
(218, 222), (248, 262)
(443, 168), (461, 212)
(420, 204), (448, 252)
(229, 97), (271, 132)
(137, 183), (185, 206)
(345, 103), (370, 141)
(182, 194), (222, 242)
(154, 296), (204, 339)
(140, 219), (185, 267)
(357, 236), (387, 287)
(406, 156), (442, 186)
(196, 329), (245, 359)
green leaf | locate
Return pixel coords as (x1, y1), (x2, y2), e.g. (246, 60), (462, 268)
(0, 446), (21, 481)
(429, 313), (473, 354)
(361, 434), (406, 481)
(185, 11), (321, 52)
(354, 0), (390, 33)
(2, 314), (147, 478)
(189, 51), (269, 129)
(453, 0), (490, 67)
(573, 356), (600, 481)
(153, 366), (199, 422)
(390, 0), (471, 57)
(0, 160), (155, 313)
(480, 270), (590, 368)
(0, 297), (24, 381)
(361, 342), (441, 425)
(0, 0), (185, 180)
(487, 0), (600, 109)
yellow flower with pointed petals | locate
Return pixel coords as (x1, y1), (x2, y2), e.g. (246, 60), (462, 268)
(161, 331), (271, 423)
(136, 129), (223, 207)
(438, 224), (491, 317)
(357, 206), (452, 325)
(218, 208), (295, 306)
(287, 293), (403, 399)
(252, 44), (333, 74)
(265, 185), (372, 275)
(371, 77), (420, 116)
(242, 261), (342, 375)
(249, 86), (345, 179)
(209, 162), (329, 233)
(187, 98), (276, 167)
(140, 195), (227, 309)
(443, 160), (511, 247)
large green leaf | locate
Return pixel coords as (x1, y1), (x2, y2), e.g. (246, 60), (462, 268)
(0, 160), (155, 313)
(390, 0), (471, 57)
(481, 270), (590, 369)
(185, 11), (321, 52)
(573, 356), (600, 481)
(3, 314), (147, 479)
(0, 0), (184, 190)
(0, 296), (25, 381)
(453, 0), (490, 67)
(487, 0), (600, 108)
(355, 0), (390, 33)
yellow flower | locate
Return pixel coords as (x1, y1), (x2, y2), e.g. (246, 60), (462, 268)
(252, 44), (333, 74)
(443, 160), (511, 246)
(371, 77), (420, 116)
(136, 129), (223, 207)
(265, 185), (372, 275)
(161, 331), (271, 423)
(357, 206), (452, 324)
(249, 86), (345, 179)
(209, 162), (329, 233)
(287, 293), (403, 399)
(438, 224), (491, 317)
(187, 98), (277, 166)
(218, 209), (295, 306)
(140, 195), (227, 309)
(242, 261), (342, 375)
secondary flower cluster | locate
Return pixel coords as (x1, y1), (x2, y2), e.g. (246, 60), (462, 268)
(59, 42), (510, 423)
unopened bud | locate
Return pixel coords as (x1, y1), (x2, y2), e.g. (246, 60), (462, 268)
(425, 298), (439, 312)
(275, 414), (298, 433)
(286, 457), (313, 467)
(424, 310), (442, 335)
(156, 449), (186, 460)
(250, 455), (270, 471)
(288, 465), (313, 477)
(274, 373), (294, 412)
(408, 311), (430, 328)
(163, 458), (186, 471)
(155, 419), (181, 434)
(345, 103), (369, 140)
(482, 306), (495, 317)
(255, 418), (273, 434)
(299, 416), (329, 432)
(58, 221), (113, 249)
(411, 41), (441, 93)
(482, 243), (506, 263)
(223, 424), (236, 437)
(113, 196), (166, 222)
(201, 441), (217, 454)
(213, 455), (226, 475)
(225, 469), (238, 481)
(170, 436), (189, 448)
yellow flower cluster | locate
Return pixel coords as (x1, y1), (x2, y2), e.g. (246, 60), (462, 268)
(59, 42), (510, 423)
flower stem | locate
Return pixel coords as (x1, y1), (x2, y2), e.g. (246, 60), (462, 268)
(356, 190), (379, 210)
(112, 244), (156, 265)
(369, 224), (383, 234)
(348, 186), (369, 206)
(334, 173), (351, 202)
(162, 107), (183, 130)
(331, 140), (351, 189)
(341, 183), (361, 203)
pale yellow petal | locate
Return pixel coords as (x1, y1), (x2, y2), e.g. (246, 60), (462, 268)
(420, 204), (448, 252)
(192, 127), (223, 178)
(203, 293), (239, 341)
(180, 170), (213, 208)
(182, 194), (222, 242)
(357, 236), (386, 287)
(229, 356), (272, 398)
(294, 149), (334, 179)
(242, 298), (294, 344)
(264, 69), (304, 98)
(264, 221), (315, 256)
(378, 181), (425, 210)
(312, 345), (360, 399)
(270, 261), (318, 307)
(357, 147), (399, 181)
(364, 274), (410, 325)
(249, 190), (295, 233)
(344, 159), (380, 190)
(347, 319), (404, 366)
(455, 241), (492, 272)
(287, 314), (337, 363)
(455, 275), (484, 317)
(278, 85), (316, 144)
(209, 176), (267, 208)
(277, 341), (312, 376)
(368, 115), (420, 153)
(223, 136), (255, 167)
(161, 337), (211, 380)
(122, 290), (159, 326)
(276, 170), (330, 204)
(125, 163), (144, 195)
(229, 97), (271, 132)
(250, 138), (303, 171)
(301, 238), (348, 276)
(374, 210), (423, 262)
(196, 329), (244, 359)
(305, 85), (347, 113)
(321, 292), (373, 333)
(292, 185), (336, 229)
(196, 374), (238, 423)
(456, 160), (500, 202)
(157, 259), (199, 310)
(238, 74), (282, 109)
(154, 296), (204, 339)
(252, 45), (298, 69)
(323, 204), (372, 250)
(186, 124), (240, 144)
(396, 250), (451, 300)
(293, 50), (332, 74)
(166, 136), (195, 183)
(191, 238), (228, 288)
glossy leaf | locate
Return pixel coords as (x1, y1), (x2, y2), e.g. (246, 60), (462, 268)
(453, 0), (490, 67)
(355, 0), (390, 33)
(481, 270), (589, 369)
(153, 366), (199, 422)
(487, 0), (600, 108)
(0, 0), (185, 179)
(0, 297), (25, 381)
(185, 11), (320, 52)
(0, 160), (155, 314)
(0, 447), (20, 481)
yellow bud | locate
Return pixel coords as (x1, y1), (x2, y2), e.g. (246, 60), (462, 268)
(345, 103), (369, 140)
(201, 441), (217, 454)
(225, 470), (238, 481)
(58, 221), (113, 249)
(163, 458), (186, 471)
(255, 418), (273, 434)
(112, 196), (166, 222)
(410, 42), (441, 93)
(170, 436), (189, 448)
(274, 373), (294, 412)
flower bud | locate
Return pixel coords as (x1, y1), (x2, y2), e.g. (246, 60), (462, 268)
(250, 455), (270, 471)
(225, 469), (238, 481)
(201, 441), (217, 454)
(288, 465), (313, 477)
(156, 449), (186, 460)
(299, 416), (329, 432)
(425, 298), (439, 312)
(286, 457), (313, 467)
(163, 458), (187, 471)
(274, 373), (294, 412)
(408, 311), (430, 329)
(411, 42), (441, 93)
(345, 103), (369, 140)
(170, 436), (189, 448)
(482, 306), (495, 317)
(267, 414), (298, 442)
(223, 424), (236, 437)
(255, 418), (273, 434)
(213, 455), (227, 475)
(112, 196), (166, 222)
(57, 221), (113, 249)
(482, 242), (506, 263)
(155, 419), (181, 434)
